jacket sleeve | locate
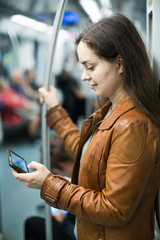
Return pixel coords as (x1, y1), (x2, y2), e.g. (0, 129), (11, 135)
(41, 118), (159, 228)
(46, 105), (80, 159)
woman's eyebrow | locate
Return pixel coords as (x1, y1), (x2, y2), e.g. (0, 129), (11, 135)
(80, 61), (88, 65)
(81, 61), (95, 65)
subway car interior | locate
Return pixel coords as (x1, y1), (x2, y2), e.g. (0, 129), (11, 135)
(0, 0), (160, 239)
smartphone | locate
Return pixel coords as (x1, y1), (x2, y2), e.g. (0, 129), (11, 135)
(8, 149), (29, 173)
(50, 207), (68, 216)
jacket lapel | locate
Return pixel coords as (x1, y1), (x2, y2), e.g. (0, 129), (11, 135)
(99, 97), (136, 130)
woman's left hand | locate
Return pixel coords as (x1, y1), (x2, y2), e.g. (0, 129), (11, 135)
(11, 161), (51, 189)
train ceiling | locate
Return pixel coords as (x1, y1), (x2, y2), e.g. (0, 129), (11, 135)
(0, 0), (146, 22)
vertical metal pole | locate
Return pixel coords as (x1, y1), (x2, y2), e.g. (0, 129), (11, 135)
(41, 0), (68, 240)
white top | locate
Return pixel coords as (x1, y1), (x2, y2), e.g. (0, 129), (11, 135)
(81, 106), (112, 160)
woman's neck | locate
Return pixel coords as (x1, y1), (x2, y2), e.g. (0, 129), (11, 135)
(109, 88), (128, 110)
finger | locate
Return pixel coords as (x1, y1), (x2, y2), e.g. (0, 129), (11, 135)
(27, 161), (43, 170)
(49, 85), (55, 91)
(49, 86), (57, 94)
(38, 86), (45, 93)
(39, 86), (48, 95)
(39, 93), (43, 104)
(39, 87), (47, 104)
(11, 168), (29, 181)
(39, 95), (44, 104)
(11, 168), (19, 178)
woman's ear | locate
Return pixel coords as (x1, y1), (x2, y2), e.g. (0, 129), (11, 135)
(116, 55), (124, 74)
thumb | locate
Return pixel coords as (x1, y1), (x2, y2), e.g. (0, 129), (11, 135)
(49, 85), (57, 94)
(39, 87), (49, 104)
(28, 161), (43, 170)
(39, 87), (48, 97)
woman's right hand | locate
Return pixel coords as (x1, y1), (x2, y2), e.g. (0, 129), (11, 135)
(11, 161), (51, 189)
(38, 86), (59, 110)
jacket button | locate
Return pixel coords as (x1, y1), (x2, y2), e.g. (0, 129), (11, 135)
(78, 219), (80, 223)
(84, 122), (88, 127)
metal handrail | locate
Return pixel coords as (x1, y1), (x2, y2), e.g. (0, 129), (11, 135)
(41, 0), (68, 239)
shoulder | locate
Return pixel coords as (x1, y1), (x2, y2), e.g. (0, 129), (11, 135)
(115, 106), (159, 135)
(115, 107), (147, 130)
(112, 108), (160, 163)
(114, 108), (150, 147)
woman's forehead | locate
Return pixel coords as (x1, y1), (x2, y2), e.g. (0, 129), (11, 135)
(77, 41), (99, 64)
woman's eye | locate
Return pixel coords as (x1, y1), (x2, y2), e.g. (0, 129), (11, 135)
(87, 66), (94, 71)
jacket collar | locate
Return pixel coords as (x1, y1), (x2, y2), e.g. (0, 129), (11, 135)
(99, 96), (135, 130)
(87, 101), (111, 123)
(88, 96), (135, 130)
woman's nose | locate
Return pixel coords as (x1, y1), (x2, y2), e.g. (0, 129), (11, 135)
(81, 69), (91, 81)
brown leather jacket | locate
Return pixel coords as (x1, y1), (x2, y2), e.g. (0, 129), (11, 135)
(41, 96), (160, 240)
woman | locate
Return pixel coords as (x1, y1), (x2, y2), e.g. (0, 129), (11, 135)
(11, 14), (160, 240)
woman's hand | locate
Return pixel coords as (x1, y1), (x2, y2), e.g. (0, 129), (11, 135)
(11, 161), (51, 189)
(38, 86), (59, 110)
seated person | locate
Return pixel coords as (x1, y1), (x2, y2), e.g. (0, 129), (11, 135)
(10, 69), (25, 95)
(23, 68), (40, 101)
(10, 68), (40, 104)
(56, 70), (85, 124)
(0, 77), (28, 126)
(0, 77), (40, 139)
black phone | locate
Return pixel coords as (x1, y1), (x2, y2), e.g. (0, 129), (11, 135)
(8, 149), (29, 173)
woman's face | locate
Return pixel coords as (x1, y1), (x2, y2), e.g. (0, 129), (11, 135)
(77, 41), (124, 99)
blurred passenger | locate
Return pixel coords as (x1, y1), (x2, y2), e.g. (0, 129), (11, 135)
(10, 68), (40, 101)
(10, 69), (25, 95)
(0, 60), (9, 79)
(25, 135), (75, 240)
(0, 77), (28, 126)
(0, 77), (40, 140)
(23, 68), (40, 101)
(56, 70), (85, 124)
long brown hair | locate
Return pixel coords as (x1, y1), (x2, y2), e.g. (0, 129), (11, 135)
(75, 13), (160, 126)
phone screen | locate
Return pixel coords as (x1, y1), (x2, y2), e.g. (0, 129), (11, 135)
(8, 149), (29, 173)
(50, 207), (68, 216)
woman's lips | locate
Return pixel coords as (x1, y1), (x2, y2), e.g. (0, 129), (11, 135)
(90, 84), (97, 89)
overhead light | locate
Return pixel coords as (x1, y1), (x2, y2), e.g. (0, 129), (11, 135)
(10, 15), (50, 33)
(79, 0), (101, 22)
(100, 0), (113, 17)
(100, 0), (111, 8)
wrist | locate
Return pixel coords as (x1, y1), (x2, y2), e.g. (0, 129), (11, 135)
(47, 104), (58, 110)
(47, 101), (59, 110)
